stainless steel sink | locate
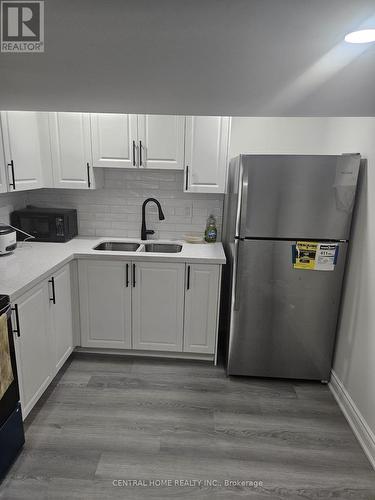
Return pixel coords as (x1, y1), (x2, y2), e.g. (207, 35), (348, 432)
(93, 241), (140, 252)
(144, 243), (182, 253)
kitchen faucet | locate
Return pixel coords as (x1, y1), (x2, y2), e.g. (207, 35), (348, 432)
(141, 198), (165, 240)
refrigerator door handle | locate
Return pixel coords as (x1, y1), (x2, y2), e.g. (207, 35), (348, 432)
(238, 162), (248, 238)
(233, 239), (241, 311)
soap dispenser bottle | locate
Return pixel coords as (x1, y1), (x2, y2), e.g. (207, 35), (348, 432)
(205, 215), (217, 243)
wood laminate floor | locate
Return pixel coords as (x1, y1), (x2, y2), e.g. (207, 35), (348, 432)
(0, 353), (374, 499)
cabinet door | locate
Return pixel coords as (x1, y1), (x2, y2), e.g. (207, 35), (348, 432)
(184, 264), (220, 354)
(91, 113), (137, 168)
(78, 260), (132, 349)
(132, 262), (185, 351)
(0, 129), (8, 193)
(137, 115), (185, 170)
(1, 111), (44, 191)
(12, 281), (52, 418)
(49, 264), (74, 373)
(184, 116), (230, 193)
(49, 112), (101, 189)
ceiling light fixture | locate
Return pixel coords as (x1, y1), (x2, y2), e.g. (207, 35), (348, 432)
(345, 29), (375, 43)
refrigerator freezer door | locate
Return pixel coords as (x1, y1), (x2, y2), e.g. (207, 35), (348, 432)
(227, 239), (348, 380)
(239, 154), (360, 240)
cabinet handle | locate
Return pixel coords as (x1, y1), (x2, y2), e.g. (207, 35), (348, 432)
(48, 277), (56, 304)
(12, 304), (20, 337)
(126, 263), (129, 287)
(132, 140), (136, 167)
(187, 265), (191, 290)
(139, 141), (143, 166)
(8, 160), (16, 190)
(132, 264), (136, 287)
(185, 166), (189, 190)
(86, 163), (91, 188)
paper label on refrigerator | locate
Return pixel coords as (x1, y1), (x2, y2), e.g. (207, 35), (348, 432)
(293, 241), (338, 271)
(294, 241), (317, 270)
(315, 243), (338, 271)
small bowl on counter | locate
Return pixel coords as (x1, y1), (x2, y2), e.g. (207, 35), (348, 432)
(183, 233), (205, 244)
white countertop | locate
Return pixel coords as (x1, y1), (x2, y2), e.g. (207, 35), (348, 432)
(0, 237), (226, 301)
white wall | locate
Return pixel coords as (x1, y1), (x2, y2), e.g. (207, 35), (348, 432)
(230, 117), (375, 460)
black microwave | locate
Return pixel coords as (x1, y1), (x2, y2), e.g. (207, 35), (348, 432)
(10, 206), (78, 242)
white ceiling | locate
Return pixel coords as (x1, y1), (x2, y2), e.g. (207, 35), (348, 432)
(0, 0), (375, 115)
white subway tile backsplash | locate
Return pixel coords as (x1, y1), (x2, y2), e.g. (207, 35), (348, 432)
(127, 229), (141, 238)
(192, 199), (223, 208)
(192, 207), (208, 217)
(174, 206), (191, 217)
(159, 181), (179, 191)
(112, 221), (133, 230)
(126, 213), (141, 222)
(0, 192), (28, 223)
(192, 216), (211, 226)
(111, 204), (137, 213)
(127, 181), (160, 190)
(25, 169), (224, 240)
(97, 228), (127, 237)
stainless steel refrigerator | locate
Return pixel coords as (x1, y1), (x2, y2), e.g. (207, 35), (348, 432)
(222, 154), (361, 381)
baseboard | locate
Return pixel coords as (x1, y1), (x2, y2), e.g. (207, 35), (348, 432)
(329, 370), (375, 470)
(74, 347), (215, 362)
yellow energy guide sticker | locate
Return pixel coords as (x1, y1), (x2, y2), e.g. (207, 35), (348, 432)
(294, 241), (317, 270)
(293, 241), (338, 271)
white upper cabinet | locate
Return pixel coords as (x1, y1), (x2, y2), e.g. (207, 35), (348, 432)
(0, 131), (8, 193)
(0, 111), (232, 194)
(137, 115), (185, 170)
(132, 261), (185, 351)
(1, 111), (44, 191)
(184, 116), (230, 193)
(90, 113), (185, 170)
(91, 113), (137, 168)
(49, 112), (102, 189)
(184, 264), (220, 354)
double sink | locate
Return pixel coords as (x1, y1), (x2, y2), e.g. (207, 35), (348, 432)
(93, 241), (183, 253)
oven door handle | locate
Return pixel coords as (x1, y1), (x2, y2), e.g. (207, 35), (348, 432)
(11, 304), (21, 337)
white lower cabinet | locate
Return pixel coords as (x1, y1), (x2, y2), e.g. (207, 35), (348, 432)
(77, 259), (221, 356)
(50, 264), (74, 372)
(78, 260), (132, 349)
(183, 264), (220, 354)
(132, 261), (185, 351)
(11, 258), (221, 419)
(12, 281), (52, 418)
(12, 263), (74, 418)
